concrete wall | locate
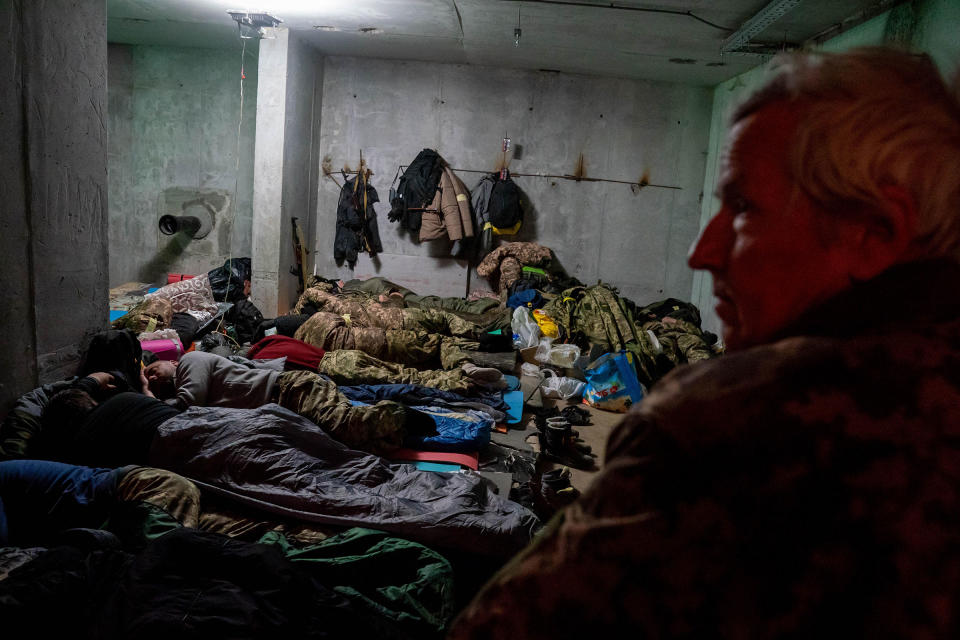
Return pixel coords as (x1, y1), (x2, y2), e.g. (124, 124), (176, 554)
(692, 0), (960, 338)
(107, 43), (258, 287)
(0, 0), (108, 414)
(251, 30), (324, 316)
(311, 56), (713, 303)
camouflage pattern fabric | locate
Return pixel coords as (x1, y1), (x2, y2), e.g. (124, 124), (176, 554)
(636, 297), (703, 326)
(401, 307), (482, 337)
(294, 312), (481, 369)
(277, 369), (408, 455)
(341, 276), (411, 298)
(115, 466), (200, 528)
(299, 279), (508, 333)
(640, 318), (716, 365)
(449, 261), (960, 639)
(199, 495), (338, 546)
(109, 466), (201, 546)
(292, 288), (484, 338)
(405, 293), (499, 315)
(476, 242), (552, 292)
(117, 466), (339, 546)
(112, 297), (173, 333)
(317, 349), (474, 395)
(542, 284), (660, 385)
(295, 312), (435, 364)
(342, 276), (498, 314)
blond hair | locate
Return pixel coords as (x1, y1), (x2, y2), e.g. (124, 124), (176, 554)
(735, 47), (960, 260)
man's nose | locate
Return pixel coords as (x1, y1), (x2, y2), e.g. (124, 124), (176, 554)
(688, 209), (733, 272)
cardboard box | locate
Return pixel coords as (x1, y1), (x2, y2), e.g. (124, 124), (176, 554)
(519, 346), (539, 364)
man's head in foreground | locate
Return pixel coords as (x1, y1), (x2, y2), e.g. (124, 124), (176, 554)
(689, 48), (960, 350)
(143, 360), (178, 400)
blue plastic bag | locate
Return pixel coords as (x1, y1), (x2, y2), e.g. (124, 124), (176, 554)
(583, 351), (646, 412)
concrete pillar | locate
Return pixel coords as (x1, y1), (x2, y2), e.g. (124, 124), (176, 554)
(0, 0), (109, 413)
(252, 29), (323, 316)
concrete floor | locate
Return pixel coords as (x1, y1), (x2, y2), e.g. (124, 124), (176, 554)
(514, 370), (625, 493)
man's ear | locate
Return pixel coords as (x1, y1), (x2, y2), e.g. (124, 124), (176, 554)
(845, 185), (917, 281)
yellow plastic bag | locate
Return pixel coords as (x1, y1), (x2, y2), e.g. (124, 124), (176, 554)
(532, 309), (559, 339)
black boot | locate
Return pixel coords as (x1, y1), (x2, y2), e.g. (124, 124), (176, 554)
(560, 405), (592, 426)
(540, 423), (596, 470)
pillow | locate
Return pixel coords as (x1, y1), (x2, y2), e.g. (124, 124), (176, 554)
(146, 273), (218, 316)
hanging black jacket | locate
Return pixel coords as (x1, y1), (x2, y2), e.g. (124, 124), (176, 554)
(388, 149), (443, 232)
(334, 176), (383, 268)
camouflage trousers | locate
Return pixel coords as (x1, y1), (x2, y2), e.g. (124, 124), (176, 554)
(295, 311), (479, 369)
(317, 349), (474, 395)
(116, 467), (338, 546)
(277, 369), (408, 455)
(116, 466), (201, 528)
(292, 288), (483, 338)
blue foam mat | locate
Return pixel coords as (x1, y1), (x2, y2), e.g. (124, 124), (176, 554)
(502, 374), (520, 391)
(504, 390), (523, 424)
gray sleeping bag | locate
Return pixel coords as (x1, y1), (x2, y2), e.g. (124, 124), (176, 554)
(149, 404), (539, 556)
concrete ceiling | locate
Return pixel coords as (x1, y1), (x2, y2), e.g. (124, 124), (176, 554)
(107, 0), (894, 86)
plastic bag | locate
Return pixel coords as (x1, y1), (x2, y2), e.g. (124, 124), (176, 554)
(583, 351), (646, 412)
(520, 362), (540, 377)
(512, 307), (541, 349)
(532, 309), (559, 338)
(549, 344), (580, 368)
(535, 338), (581, 368)
(535, 337), (554, 364)
(207, 257), (251, 303)
(225, 299), (264, 344)
(540, 369), (586, 400)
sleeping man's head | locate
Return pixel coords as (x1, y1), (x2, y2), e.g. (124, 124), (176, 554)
(143, 360), (178, 400)
(39, 389), (98, 456)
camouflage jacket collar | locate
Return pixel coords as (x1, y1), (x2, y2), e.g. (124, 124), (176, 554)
(778, 259), (960, 340)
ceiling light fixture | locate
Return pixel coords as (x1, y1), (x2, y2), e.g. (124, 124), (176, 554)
(227, 10), (282, 39)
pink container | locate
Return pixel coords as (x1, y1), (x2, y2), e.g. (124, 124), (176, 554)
(140, 338), (184, 361)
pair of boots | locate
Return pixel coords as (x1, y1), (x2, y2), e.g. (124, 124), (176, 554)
(540, 467), (579, 508)
(539, 417), (596, 470)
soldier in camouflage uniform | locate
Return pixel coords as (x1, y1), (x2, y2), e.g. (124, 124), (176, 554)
(317, 350), (485, 395)
(341, 276), (501, 315)
(293, 311), (484, 369)
(639, 317), (716, 366)
(277, 369), (409, 455)
(291, 288), (485, 338)
(450, 49), (960, 638)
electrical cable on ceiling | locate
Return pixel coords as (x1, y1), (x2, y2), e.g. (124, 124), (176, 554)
(515, 4), (522, 47)
(496, 0), (732, 31)
(213, 32), (250, 336)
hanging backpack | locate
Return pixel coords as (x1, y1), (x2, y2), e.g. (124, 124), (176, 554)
(488, 174), (523, 233)
(388, 148), (443, 232)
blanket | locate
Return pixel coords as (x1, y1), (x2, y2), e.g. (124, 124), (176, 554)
(149, 404), (539, 556)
